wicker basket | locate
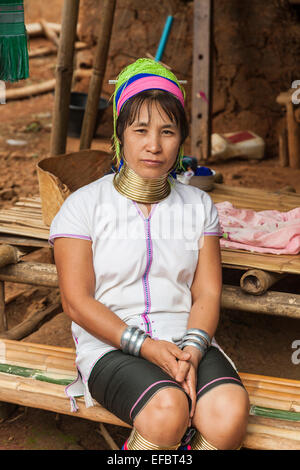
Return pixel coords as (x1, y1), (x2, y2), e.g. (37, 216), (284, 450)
(37, 150), (112, 226)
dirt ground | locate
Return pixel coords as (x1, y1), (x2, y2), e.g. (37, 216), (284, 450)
(0, 5), (300, 451)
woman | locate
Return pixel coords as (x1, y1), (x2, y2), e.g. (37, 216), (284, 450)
(50, 58), (250, 451)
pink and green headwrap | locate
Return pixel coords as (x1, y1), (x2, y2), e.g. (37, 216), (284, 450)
(112, 58), (186, 171)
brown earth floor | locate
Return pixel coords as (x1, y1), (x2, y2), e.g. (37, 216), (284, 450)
(0, 6), (300, 450)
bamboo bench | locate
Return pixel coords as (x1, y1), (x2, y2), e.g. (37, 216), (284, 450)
(0, 339), (299, 450)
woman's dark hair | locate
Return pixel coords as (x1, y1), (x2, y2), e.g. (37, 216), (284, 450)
(116, 89), (189, 147)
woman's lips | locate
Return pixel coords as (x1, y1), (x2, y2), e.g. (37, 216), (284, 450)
(141, 159), (163, 166)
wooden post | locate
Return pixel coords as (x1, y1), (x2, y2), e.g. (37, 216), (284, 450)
(192, 0), (213, 162)
(80, 0), (116, 150)
(50, 0), (80, 156)
(286, 101), (300, 169)
(276, 91), (300, 169)
(278, 128), (289, 167)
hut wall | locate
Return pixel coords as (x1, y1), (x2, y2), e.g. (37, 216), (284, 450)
(77, 0), (300, 156)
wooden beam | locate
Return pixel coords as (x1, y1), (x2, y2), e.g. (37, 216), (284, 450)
(222, 285), (300, 319)
(0, 262), (58, 288)
(192, 0), (213, 162)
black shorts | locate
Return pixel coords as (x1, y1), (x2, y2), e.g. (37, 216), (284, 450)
(88, 346), (245, 427)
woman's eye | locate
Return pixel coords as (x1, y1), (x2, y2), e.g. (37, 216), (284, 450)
(163, 130), (174, 135)
(135, 128), (146, 133)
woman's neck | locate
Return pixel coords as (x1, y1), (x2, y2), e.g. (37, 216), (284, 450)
(113, 161), (171, 204)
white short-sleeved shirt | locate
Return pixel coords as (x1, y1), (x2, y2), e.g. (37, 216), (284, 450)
(49, 173), (226, 410)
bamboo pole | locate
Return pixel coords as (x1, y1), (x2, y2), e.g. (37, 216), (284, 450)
(5, 69), (88, 102)
(50, 0), (80, 156)
(241, 372), (300, 389)
(79, 0), (116, 150)
(0, 362), (72, 386)
(240, 269), (287, 295)
(5, 79), (56, 101)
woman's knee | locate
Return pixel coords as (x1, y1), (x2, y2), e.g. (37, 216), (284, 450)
(134, 387), (189, 443)
(194, 384), (250, 435)
(215, 386), (249, 422)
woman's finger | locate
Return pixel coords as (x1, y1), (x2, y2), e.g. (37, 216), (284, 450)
(175, 360), (190, 383)
(170, 344), (190, 362)
(184, 368), (197, 418)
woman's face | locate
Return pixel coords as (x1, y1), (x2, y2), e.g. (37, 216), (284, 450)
(122, 100), (181, 179)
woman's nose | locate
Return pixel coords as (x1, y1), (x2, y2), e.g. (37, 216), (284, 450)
(146, 132), (162, 153)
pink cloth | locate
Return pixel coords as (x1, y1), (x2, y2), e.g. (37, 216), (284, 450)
(117, 76), (185, 115)
(215, 201), (300, 255)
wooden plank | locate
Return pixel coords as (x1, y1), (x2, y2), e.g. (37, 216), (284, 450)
(0, 235), (49, 249)
(0, 226), (49, 240)
(210, 183), (300, 211)
(192, 0), (213, 161)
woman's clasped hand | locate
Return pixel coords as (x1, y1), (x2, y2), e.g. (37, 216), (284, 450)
(141, 337), (199, 422)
